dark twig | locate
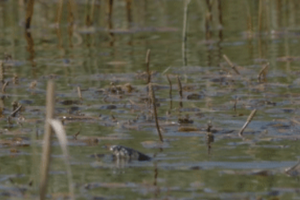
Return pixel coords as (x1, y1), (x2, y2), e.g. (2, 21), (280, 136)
(238, 109), (257, 136)
(148, 83), (163, 142)
(146, 49), (151, 84)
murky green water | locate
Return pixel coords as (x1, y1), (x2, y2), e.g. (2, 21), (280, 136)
(1, 0), (300, 199)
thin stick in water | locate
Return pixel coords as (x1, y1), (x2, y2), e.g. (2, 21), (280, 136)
(238, 109), (257, 136)
(166, 75), (172, 100)
(177, 75), (182, 98)
(39, 81), (55, 200)
(177, 75), (183, 108)
(77, 86), (82, 100)
(166, 75), (173, 110)
(223, 54), (240, 75)
(145, 49), (151, 84)
(148, 83), (163, 142)
(257, 63), (269, 81)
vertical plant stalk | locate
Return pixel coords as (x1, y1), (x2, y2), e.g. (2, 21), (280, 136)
(148, 83), (163, 142)
(177, 75), (183, 108)
(126, 0), (132, 26)
(166, 75), (172, 110)
(182, 0), (191, 68)
(56, 0), (64, 26)
(49, 119), (74, 200)
(238, 109), (257, 136)
(39, 81), (55, 200)
(107, 0), (113, 29)
(223, 55), (240, 75)
(68, 0), (75, 47)
(77, 86), (82, 100)
(145, 49), (151, 84)
(68, 0), (75, 25)
(243, 0), (253, 33)
(25, 0), (35, 29)
(0, 61), (4, 84)
(258, 0), (263, 32)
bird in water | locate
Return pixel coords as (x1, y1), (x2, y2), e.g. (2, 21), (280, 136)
(108, 145), (151, 161)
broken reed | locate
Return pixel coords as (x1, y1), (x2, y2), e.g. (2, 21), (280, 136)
(223, 54), (240, 75)
(257, 63), (269, 81)
(40, 81), (55, 200)
(148, 83), (163, 142)
(145, 49), (151, 84)
(238, 109), (257, 136)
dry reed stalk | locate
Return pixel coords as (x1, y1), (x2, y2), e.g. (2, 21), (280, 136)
(39, 81), (55, 200)
(25, 0), (35, 29)
(258, 0), (263, 32)
(166, 75), (172, 100)
(148, 83), (163, 142)
(238, 109), (257, 136)
(68, 0), (75, 26)
(56, 0), (64, 26)
(2, 81), (9, 93)
(48, 119), (74, 200)
(166, 75), (173, 110)
(257, 63), (269, 81)
(126, 0), (132, 24)
(90, 0), (96, 24)
(223, 54), (240, 75)
(182, 0), (191, 67)
(177, 75), (183, 108)
(107, 0), (113, 27)
(177, 75), (182, 98)
(77, 86), (82, 100)
(243, 0), (253, 33)
(145, 49), (151, 84)
(10, 105), (22, 117)
(0, 61), (3, 84)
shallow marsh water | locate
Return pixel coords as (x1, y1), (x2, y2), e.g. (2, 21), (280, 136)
(1, 0), (300, 199)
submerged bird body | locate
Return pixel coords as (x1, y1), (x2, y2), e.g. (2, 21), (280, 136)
(109, 145), (151, 161)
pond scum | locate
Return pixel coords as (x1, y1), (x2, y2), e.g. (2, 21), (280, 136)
(2, 0), (300, 199)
